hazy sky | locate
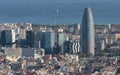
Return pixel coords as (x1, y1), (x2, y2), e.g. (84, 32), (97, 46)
(0, 0), (119, 6)
(0, 0), (119, 24)
(0, 0), (119, 3)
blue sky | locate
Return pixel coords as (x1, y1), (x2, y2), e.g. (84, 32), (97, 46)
(0, 0), (119, 3)
(0, 0), (119, 24)
(0, 0), (119, 6)
(0, 0), (119, 7)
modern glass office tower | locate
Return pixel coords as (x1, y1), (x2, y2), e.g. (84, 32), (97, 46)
(81, 7), (95, 56)
(44, 32), (55, 54)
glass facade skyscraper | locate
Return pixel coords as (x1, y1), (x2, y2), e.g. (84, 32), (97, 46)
(44, 32), (55, 54)
(81, 7), (95, 56)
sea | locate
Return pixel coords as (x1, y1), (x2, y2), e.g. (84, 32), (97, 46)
(0, 0), (120, 24)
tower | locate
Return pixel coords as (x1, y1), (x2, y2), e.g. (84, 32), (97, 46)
(26, 30), (34, 47)
(81, 7), (95, 56)
(1, 29), (16, 46)
(44, 31), (55, 54)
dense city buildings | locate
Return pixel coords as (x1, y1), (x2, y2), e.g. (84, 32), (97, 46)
(0, 7), (120, 75)
(0, 22), (120, 74)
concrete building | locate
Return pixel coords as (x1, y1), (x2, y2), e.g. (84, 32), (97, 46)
(22, 48), (34, 57)
(34, 48), (45, 59)
(74, 23), (80, 34)
(96, 40), (105, 51)
(81, 7), (95, 56)
(4, 47), (22, 62)
(72, 40), (80, 54)
(114, 34), (120, 41)
(19, 28), (26, 40)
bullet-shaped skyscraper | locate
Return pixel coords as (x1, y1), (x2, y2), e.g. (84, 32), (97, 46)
(81, 7), (95, 56)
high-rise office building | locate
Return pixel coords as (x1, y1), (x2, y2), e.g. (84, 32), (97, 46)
(58, 33), (67, 46)
(44, 31), (55, 54)
(74, 23), (80, 34)
(53, 32), (67, 54)
(81, 7), (95, 56)
(34, 31), (44, 49)
(63, 41), (73, 54)
(1, 29), (16, 45)
(19, 28), (26, 40)
(26, 30), (34, 47)
(6, 29), (16, 44)
(72, 40), (80, 54)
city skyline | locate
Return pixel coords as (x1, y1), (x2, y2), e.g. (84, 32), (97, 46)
(0, 7), (120, 74)
(0, 1), (120, 74)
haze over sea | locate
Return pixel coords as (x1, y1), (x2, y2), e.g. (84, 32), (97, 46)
(0, 0), (120, 24)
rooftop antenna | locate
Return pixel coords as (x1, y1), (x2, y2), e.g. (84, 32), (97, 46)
(53, 9), (60, 55)
(54, 9), (59, 25)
